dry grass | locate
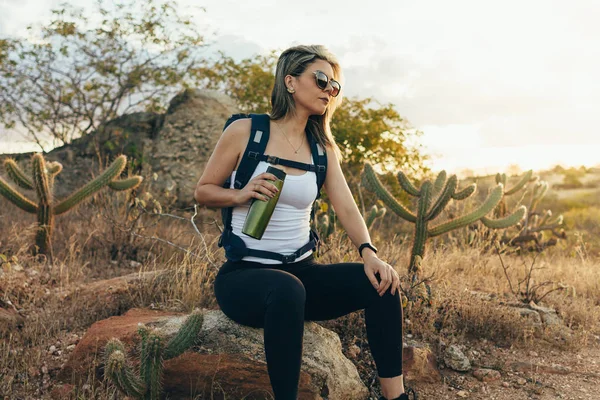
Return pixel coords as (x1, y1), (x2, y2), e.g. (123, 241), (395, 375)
(1, 180), (600, 398)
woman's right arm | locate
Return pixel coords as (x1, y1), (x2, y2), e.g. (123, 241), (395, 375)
(194, 119), (279, 208)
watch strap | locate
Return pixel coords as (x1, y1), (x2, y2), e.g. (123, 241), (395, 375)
(358, 242), (377, 258)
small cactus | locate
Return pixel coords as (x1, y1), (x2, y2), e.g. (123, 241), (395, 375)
(0, 154), (142, 262)
(312, 200), (386, 246)
(313, 200), (336, 241)
(492, 171), (565, 252)
(104, 311), (203, 400)
(508, 181), (565, 251)
(494, 170), (537, 218)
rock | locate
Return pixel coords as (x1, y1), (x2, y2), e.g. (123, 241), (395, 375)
(59, 308), (177, 382)
(444, 345), (471, 372)
(528, 302), (562, 326)
(58, 270), (165, 321)
(59, 308), (369, 400)
(516, 308), (543, 328)
(472, 368), (501, 382)
(347, 344), (361, 358)
(402, 345), (442, 383)
(150, 89), (238, 206)
(507, 361), (571, 375)
(456, 389), (469, 397)
(516, 377), (527, 385)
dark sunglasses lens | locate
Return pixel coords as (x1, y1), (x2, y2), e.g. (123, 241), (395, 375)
(330, 81), (340, 97)
(315, 71), (328, 89)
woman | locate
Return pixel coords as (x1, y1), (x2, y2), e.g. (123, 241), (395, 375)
(194, 45), (415, 400)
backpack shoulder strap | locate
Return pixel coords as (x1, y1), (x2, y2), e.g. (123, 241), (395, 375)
(308, 133), (328, 199)
(231, 113), (271, 189)
(221, 113), (270, 232)
(222, 113), (250, 131)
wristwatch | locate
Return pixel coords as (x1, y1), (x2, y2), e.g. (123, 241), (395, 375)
(358, 242), (378, 258)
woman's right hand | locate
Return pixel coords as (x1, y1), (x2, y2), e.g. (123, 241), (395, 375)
(234, 172), (280, 205)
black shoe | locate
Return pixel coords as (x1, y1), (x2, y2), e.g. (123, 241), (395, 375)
(379, 387), (419, 400)
(378, 386), (418, 400)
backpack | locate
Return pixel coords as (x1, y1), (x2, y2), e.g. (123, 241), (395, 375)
(218, 113), (328, 264)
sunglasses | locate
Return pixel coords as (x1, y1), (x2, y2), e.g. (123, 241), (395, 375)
(313, 70), (341, 97)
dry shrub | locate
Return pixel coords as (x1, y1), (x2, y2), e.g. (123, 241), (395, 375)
(403, 286), (533, 347)
(562, 206), (600, 257)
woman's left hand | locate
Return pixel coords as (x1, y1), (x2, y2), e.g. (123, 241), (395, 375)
(363, 253), (401, 297)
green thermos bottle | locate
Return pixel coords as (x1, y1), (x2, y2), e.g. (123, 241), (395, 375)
(242, 166), (286, 239)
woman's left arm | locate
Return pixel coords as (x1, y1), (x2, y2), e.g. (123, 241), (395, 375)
(322, 146), (400, 297)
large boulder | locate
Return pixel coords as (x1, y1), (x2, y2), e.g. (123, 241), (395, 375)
(145, 89), (238, 206)
(59, 308), (370, 400)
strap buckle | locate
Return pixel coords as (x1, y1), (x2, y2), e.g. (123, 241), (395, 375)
(317, 165), (326, 172)
(282, 254), (296, 264)
(248, 151), (259, 159)
(266, 155), (279, 164)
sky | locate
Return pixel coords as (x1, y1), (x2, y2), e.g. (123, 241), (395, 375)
(1, 0), (599, 174)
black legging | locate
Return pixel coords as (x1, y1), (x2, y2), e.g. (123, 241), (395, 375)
(214, 254), (404, 400)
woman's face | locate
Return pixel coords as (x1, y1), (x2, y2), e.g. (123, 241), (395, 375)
(287, 59), (338, 116)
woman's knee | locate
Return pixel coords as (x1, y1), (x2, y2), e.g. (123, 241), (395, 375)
(375, 289), (402, 310)
(266, 273), (306, 309)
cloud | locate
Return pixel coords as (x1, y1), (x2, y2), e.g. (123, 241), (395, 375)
(204, 34), (265, 62)
(0, 0), (62, 36)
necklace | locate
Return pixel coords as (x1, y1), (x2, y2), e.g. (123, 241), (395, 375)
(274, 121), (305, 154)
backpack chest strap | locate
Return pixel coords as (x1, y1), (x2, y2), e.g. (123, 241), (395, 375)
(250, 153), (326, 173)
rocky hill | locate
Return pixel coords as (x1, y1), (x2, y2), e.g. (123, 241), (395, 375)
(2, 89), (239, 207)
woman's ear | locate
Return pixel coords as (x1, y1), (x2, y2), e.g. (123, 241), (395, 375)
(284, 75), (296, 92)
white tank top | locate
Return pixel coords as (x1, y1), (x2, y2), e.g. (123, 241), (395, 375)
(229, 161), (318, 264)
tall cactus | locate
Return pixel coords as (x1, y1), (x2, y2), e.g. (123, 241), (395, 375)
(0, 154), (142, 262)
(104, 311), (204, 400)
(361, 163), (526, 282)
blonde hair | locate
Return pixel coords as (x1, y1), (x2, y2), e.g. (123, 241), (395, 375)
(270, 45), (343, 160)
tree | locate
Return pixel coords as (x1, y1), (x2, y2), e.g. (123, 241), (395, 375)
(198, 53), (428, 179)
(0, 0), (206, 151)
(199, 51), (278, 114)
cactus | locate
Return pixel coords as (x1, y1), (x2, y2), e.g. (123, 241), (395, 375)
(494, 170), (537, 218)
(312, 200), (386, 247)
(361, 163), (526, 302)
(507, 181), (565, 251)
(104, 311), (203, 400)
(365, 204), (386, 229)
(313, 199), (336, 242)
(490, 172), (565, 252)
(0, 154), (142, 262)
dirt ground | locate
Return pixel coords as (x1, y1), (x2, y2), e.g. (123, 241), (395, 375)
(410, 344), (600, 400)
(30, 334), (600, 399)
